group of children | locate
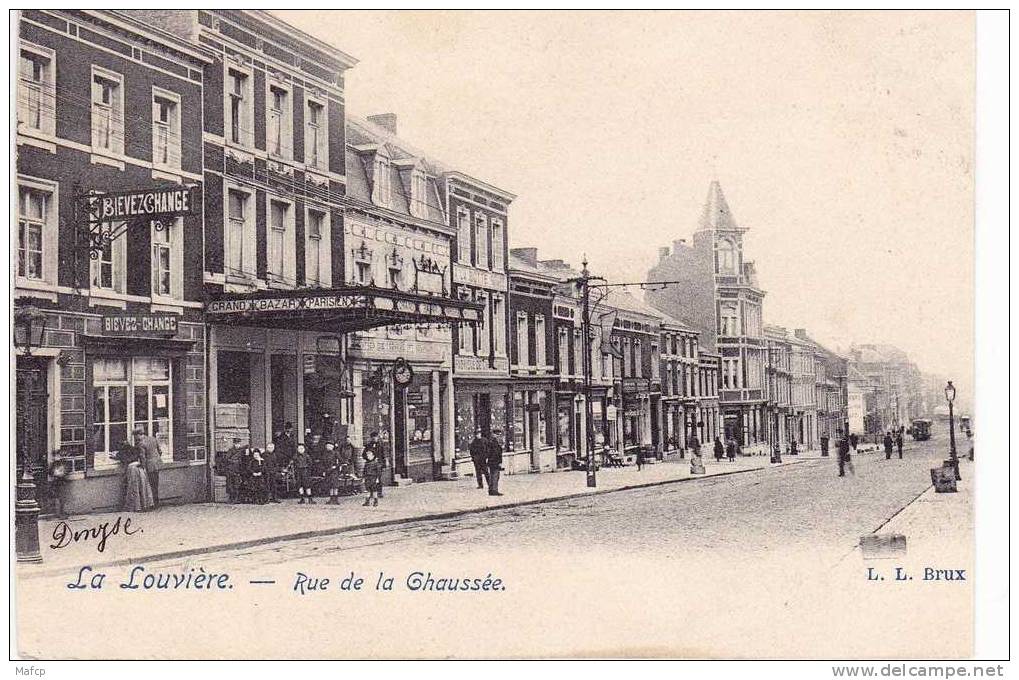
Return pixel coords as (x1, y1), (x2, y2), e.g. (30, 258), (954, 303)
(216, 425), (387, 507)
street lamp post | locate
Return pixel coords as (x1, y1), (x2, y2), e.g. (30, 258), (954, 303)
(945, 380), (959, 481)
(14, 306), (48, 564)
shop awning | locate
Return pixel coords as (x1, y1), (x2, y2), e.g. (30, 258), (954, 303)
(205, 285), (484, 332)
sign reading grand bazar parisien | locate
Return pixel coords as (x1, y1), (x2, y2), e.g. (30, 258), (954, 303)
(207, 290), (481, 321)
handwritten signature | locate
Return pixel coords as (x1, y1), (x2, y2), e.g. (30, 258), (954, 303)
(50, 515), (141, 554)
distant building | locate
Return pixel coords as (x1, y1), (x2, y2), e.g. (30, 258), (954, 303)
(647, 181), (768, 453)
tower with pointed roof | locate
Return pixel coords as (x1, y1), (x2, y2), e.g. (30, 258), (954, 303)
(646, 180), (769, 453)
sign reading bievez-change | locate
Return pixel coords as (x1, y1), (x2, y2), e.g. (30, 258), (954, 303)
(95, 187), (195, 221)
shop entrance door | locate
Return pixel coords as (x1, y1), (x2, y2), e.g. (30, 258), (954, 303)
(16, 357), (51, 512)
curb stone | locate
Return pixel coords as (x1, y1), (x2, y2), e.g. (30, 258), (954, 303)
(20, 458), (820, 579)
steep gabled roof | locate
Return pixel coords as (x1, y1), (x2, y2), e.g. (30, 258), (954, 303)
(697, 180), (743, 233)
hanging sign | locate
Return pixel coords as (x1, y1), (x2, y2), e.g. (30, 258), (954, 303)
(93, 186), (196, 222)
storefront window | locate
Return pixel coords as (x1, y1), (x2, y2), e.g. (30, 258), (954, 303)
(454, 395), (476, 455)
(624, 413), (639, 449)
(92, 357), (172, 468)
(405, 376), (432, 465)
(536, 392), (548, 446)
(361, 368), (392, 459)
(557, 400), (573, 451)
(490, 392), (507, 444)
(590, 397), (605, 447)
(512, 391), (526, 451)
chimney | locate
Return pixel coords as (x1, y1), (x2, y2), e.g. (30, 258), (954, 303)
(658, 247), (670, 261)
(672, 239), (687, 254)
(794, 328), (809, 341)
(367, 113), (397, 135)
(511, 247), (539, 266)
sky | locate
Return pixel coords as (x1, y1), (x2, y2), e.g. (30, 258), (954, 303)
(275, 10), (975, 403)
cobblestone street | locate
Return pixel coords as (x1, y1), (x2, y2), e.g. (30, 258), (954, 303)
(17, 435), (973, 659)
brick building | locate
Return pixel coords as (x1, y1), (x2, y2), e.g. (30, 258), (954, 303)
(647, 181), (769, 453)
(15, 10), (213, 513)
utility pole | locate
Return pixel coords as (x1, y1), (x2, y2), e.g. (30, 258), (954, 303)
(566, 258), (686, 488)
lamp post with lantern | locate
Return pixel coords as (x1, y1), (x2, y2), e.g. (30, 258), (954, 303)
(13, 305), (49, 563)
(944, 380), (959, 481)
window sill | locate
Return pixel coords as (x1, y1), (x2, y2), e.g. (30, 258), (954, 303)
(17, 131), (57, 153)
(15, 278), (59, 301)
(152, 166), (185, 183)
(90, 150), (126, 170)
(86, 460), (201, 478)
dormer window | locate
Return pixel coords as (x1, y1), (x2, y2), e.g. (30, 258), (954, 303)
(410, 170), (428, 218)
(372, 154), (391, 208)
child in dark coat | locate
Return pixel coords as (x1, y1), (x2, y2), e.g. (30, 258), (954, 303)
(362, 449), (383, 507)
(293, 443), (314, 504)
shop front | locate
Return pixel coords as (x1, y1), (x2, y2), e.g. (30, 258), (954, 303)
(206, 286), (481, 489)
(454, 380), (512, 470)
(508, 380), (556, 473)
(14, 309), (208, 515)
(349, 325), (453, 483)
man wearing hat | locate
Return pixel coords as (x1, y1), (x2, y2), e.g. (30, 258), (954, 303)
(133, 426), (163, 507)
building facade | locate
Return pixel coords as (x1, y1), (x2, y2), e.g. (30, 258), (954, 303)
(647, 181), (768, 454)
(506, 249), (558, 473)
(15, 9), (214, 513)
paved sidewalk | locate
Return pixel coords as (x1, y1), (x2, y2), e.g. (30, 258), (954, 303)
(20, 454), (818, 577)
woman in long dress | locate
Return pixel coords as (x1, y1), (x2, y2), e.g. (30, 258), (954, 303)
(116, 442), (155, 512)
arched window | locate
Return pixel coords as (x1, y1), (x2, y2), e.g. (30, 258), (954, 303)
(717, 238), (737, 274)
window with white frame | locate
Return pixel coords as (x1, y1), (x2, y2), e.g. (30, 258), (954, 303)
(720, 302), (739, 337)
(305, 208), (330, 287)
(305, 99), (327, 170)
(456, 207), (470, 263)
(492, 295), (505, 356)
(90, 223), (126, 293)
(573, 329), (582, 375)
(373, 154), (391, 207)
(226, 187), (254, 278)
(634, 339), (643, 378)
(622, 338), (632, 377)
(474, 213), (488, 269)
(151, 218), (183, 299)
(226, 66), (252, 146)
(267, 82), (292, 158)
(18, 43), (55, 135)
(534, 315), (546, 368)
(477, 292), (490, 356)
(17, 183), (55, 282)
(516, 312), (529, 366)
(91, 67), (123, 153)
(267, 198), (294, 284)
(152, 88), (181, 169)
(490, 218), (504, 272)
(650, 342), (660, 381)
(591, 327), (602, 380)
(92, 357), (172, 468)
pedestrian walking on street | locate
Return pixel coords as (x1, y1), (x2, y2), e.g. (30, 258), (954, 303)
(883, 432), (894, 460)
(636, 446), (645, 471)
(895, 431), (904, 459)
(324, 442), (343, 504)
(714, 436), (724, 462)
(849, 433), (858, 452)
(293, 443), (314, 504)
(726, 437), (736, 463)
(361, 448), (383, 507)
(487, 428), (505, 496)
(469, 429), (489, 489)
(688, 434), (701, 460)
(274, 422), (296, 470)
(837, 434), (854, 477)
(133, 426), (163, 507)
(820, 435), (829, 457)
